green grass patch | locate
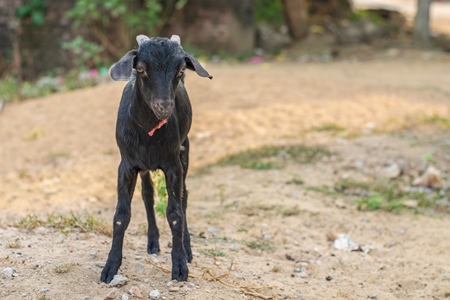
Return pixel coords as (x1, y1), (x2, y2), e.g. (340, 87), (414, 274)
(17, 212), (111, 236)
(286, 177), (304, 185)
(54, 263), (78, 274)
(237, 227), (248, 233)
(151, 170), (168, 218)
(277, 205), (301, 216)
(7, 241), (21, 249)
(0, 70), (100, 103)
(47, 152), (70, 163)
(203, 211), (220, 219)
(422, 114), (450, 128)
(356, 195), (384, 211)
(336, 178), (444, 213)
(23, 128), (45, 141)
(200, 248), (226, 257)
(314, 123), (346, 132)
(218, 145), (330, 170)
(350, 9), (385, 24)
(305, 184), (338, 196)
(246, 239), (276, 253)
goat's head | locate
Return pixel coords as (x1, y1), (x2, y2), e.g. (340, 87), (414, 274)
(110, 35), (212, 120)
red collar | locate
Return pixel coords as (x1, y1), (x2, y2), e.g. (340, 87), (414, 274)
(148, 119), (167, 136)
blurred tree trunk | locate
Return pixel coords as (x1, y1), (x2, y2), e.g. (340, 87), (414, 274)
(282, 0), (309, 40)
(414, 0), (432, 47)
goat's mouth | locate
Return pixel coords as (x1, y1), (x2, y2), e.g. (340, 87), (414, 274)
(151, 109), (172, 121)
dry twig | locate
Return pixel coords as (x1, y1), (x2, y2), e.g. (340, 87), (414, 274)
(145, 258), (276, 299)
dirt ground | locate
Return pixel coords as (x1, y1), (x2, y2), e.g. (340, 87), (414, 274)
(1, 49), (450, 300)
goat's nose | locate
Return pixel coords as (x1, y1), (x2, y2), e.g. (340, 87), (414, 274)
(154, 99), (174, 112)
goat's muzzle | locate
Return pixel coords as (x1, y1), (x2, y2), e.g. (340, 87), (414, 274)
(152, 99), (174, 120)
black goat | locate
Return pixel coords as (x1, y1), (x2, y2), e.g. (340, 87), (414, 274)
(101, 34), (212, 283)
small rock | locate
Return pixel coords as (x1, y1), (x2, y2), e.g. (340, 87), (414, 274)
(299, 272), (308, 278)
(3, 267), (16, 278)
(334, 199), (347, 209)
(285, 254), (295, 261)
(334, 234), (356, 251)
(293, 268), (301, 273)
(121, 295), (129, 300)
(169, 286), (180, 292)
(207, 226), (218, 233)
(133, 264), (144, 272)
(95, 262), (105, 268)
(82, 297), (93, 300)
(40, 288), (49, 294)
(326, 275), (333, 281)
(367, 295), (378, 300)
(129, 286), (143, 299)
(104, 289), (118, 300)
(402, 200), (418, 208)
(229, 244), (239, 251)
(382, 163), (401, 179)
(109, 274), (128, 287)
(413, 166), (443, 189)
(149, 289), (160, 299)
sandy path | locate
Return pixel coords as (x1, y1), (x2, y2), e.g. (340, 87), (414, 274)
(1, 54), (450, 300)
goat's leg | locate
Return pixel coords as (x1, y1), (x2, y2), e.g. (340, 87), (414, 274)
(140, 170), (160, 254)
(101, 162), (138, 283)
(163, 161), (188, 281)
(180, 138), (192, 262)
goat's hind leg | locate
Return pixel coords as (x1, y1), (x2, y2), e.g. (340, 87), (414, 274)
(140, 170), (160, 254)
(164, 161), (188, 281)
(101, 162), (138, 283)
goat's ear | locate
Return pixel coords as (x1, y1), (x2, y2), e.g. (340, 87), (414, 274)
(185, 53), (213, 79)
(109, 50), (137, 81)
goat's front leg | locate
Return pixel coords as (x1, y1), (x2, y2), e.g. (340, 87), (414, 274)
(180, 138), (192, 262)
(101, 162), (138, 283)
(140, 170), (160, 254)
(163, 161), (188, 281)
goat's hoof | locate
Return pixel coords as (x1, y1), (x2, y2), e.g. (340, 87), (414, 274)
(172, 259), (189, 281)
(101, 260), (120, 283)
(147, 240), (160, 255)
(185, 248), (193, 263)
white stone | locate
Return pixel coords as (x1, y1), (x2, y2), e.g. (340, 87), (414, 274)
(109, 274), (128, 287)
(149, 289), (160, 299)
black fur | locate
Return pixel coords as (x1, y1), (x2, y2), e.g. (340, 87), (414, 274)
(101, 37), (211, 283)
